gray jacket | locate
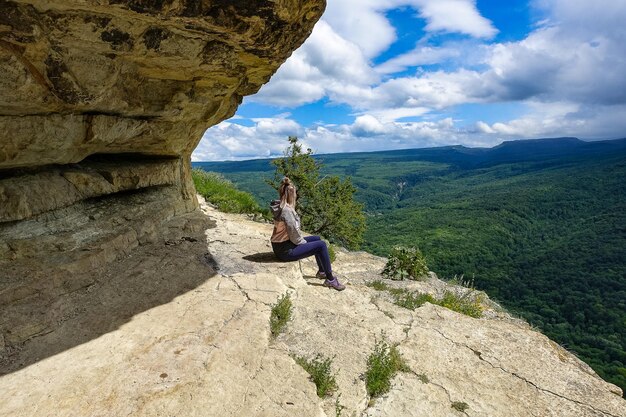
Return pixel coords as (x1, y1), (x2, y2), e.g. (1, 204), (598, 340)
(269, 200), (306, 245)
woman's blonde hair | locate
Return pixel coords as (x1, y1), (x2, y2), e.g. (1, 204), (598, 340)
(278, 177), (297, 208)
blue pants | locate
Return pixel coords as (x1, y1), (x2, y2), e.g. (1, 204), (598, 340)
(280, 236), (333, 278)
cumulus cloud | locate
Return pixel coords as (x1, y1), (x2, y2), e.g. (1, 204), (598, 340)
(370, 1), (626, 112)
(476, 102), (626, 139)
(323, 0), (496, 57)
(351, 115), (388, 136)
(368, 1), (626, 117)
(375, 45), (462, 75)
(483, 23), (626, 105)
(322, 0), (398, 59)
(252, 20), (377, 107)
(193, 116), (303, 161)
(412, 0), (498, 38)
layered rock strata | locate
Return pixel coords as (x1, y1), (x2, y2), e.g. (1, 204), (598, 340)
(0, 199), (623, 416)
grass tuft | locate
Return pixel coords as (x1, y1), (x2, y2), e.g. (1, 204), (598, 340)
(334, 393), (346, 417)
(365, 337), (410, 398)
(293, 354), (338, 397)
(366, 280), (390, 291)
(439, 290), (483, 318)
(391, 289), (436, 310)
(270, 293), (292, 337)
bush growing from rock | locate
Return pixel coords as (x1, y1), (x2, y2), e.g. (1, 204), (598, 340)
(382, 246), (428, 280)
(439, 290), (483, 318)
(293, 354), (338, 397)
(365, 337), (409, 398)
(270, 293), (292, 337)
(367, 281), (484, 318)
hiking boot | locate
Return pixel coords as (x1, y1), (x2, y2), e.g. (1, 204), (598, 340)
(323, 277), (345, 291)
(315, 271), (327, 279)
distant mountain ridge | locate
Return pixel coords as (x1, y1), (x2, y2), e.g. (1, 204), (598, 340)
(194, 137), (626, 170)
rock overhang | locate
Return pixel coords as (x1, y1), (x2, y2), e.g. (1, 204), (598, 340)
(0, 0), (325, 211)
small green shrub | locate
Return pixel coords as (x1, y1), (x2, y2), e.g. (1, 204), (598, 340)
(192, 169), (265, 215)
(391, 289), (435, 310)
(417, 373), (429, 383)
(270, 293), (292, 337)
(451, 401), (469, 412)
(382, 246), (428, 280)
(365, 338), (409, 398)
(439, 290), (483, 318)
(294, 354), (338, 397)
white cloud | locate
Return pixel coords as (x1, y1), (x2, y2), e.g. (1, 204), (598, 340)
(375, 45), (462, 74)
(475, 121), (495, 134)
(477, 102), (626, 139)
(363, 107), (431, 122)
(254, 117), (302, 136)
(322, 0), (398, 59)
(412, 0), (498, 38)
(360, 0), (626, 115)
(351, 115), (388, 136)
(361, 69), (498, 111)
(193, 117), (303, 161)
(480, 0), (626, 106)
(252, 20), (377, 107)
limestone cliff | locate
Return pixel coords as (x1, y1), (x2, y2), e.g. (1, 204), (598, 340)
(0, 0), (324, 353)
(0, 199), (624, 417)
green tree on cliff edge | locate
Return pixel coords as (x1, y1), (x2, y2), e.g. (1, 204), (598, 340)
(267, 136), (365, 249)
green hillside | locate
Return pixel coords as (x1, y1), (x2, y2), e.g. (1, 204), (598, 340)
(193, 137), (626, 394)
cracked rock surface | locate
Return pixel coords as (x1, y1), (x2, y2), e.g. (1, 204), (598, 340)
(0, 197), (624, 417)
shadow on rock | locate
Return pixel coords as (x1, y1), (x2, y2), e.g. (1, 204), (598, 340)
(0, 212), (217, 376)
(242, 252), (281, 263)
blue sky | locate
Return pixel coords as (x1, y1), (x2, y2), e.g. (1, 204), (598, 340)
(193, 0), (626, 161)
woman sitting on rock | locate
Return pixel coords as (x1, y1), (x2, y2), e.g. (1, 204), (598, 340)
(270, 177), (345, 291)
